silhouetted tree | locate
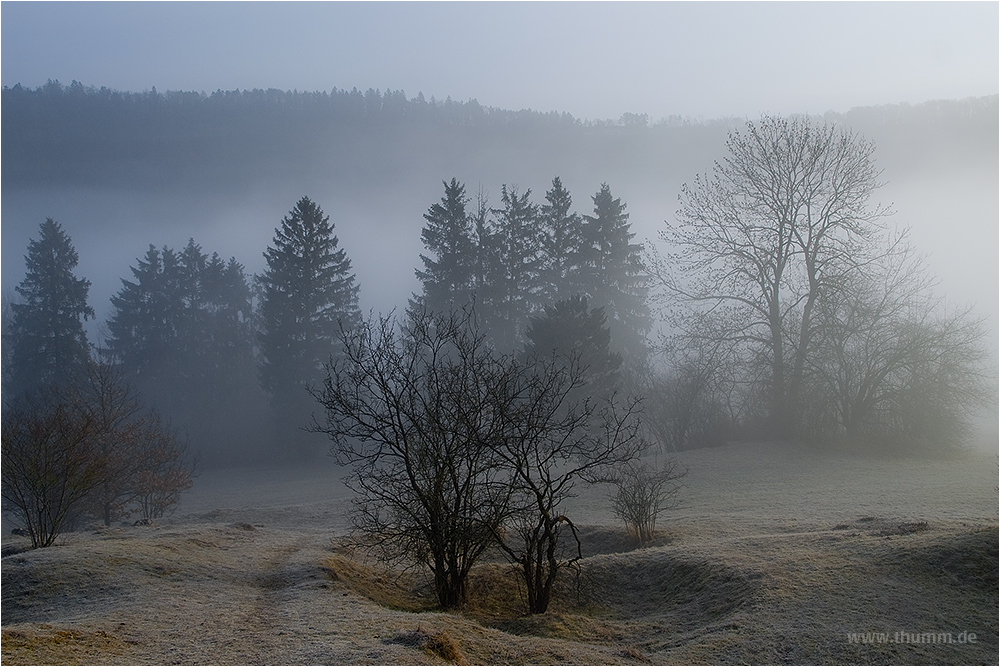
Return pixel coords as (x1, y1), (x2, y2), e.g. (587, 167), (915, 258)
(524, 295), (622, 400)
(538, 177), (583, 302)
(413, 178), (475, 313)
(611, 459), (685, 543)
(313, 308), (513, 608)
(806, 237), (992, 450)
(107, 244), (185, 388)
(259, 196), (360, 444)
(315, 305), (646, 613)
(579, 184), (650, 368)
(496, 376), (646, 614)
(132, 412), (195, 520)
(1, 390), (101, 547)
(489, 185), (542, 350)
(7, 219), (94, 395)
(106, 239), (260, 464)
(655, 115), (891, 439)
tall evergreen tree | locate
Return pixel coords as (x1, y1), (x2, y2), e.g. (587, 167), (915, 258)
(490, 184), (542, 351)
(199, 252), (256, 398)
(580, 184), (651, 366)
(538, 177), (583, 303)
(413, 178), (475, 313)
(258, 196), (361, 437)
(106, 239), (261, 465)
(7, 218), (94, 394)
(107, 245), (185, 388)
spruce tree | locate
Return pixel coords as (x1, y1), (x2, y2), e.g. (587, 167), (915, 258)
(538, 177), (583, 303)
(580, 184), (651, 366)
(8, 218), (94, 394)
(107, 245), (185, 386)
(107, 240), (261, 465)
(524, 295), (622, 399)
(258, 196), (360, 435)
(490, 184), (541, 351)
(413, 178), (475, 313)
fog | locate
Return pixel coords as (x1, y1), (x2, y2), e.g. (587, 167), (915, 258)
(2, 113), (996, 348)
(1, 3), (997, 469)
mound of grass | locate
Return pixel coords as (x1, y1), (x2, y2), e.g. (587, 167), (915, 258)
(575, 525), (674, 558)
(1, 626), (131, 665)
(323, 551), (437, 613)
(833, 516), (932, 536)
(583, 550), (758, 624)
(891, 524), (999, 592)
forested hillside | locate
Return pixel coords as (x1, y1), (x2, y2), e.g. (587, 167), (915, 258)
(3, 82), (995, 319)
(3, 81), (995, 193)
(2, 82), (996, 467)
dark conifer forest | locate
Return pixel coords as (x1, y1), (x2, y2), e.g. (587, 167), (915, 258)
(2, 81), (997, 468)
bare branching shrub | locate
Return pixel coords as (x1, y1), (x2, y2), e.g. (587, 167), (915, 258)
(494, 363), (647, 614)
(611, 459), (686, 543)
(315, 307), (647, 614)
(806, 241), (994, 451)
(313, 308), (514, 609)
(1, 363), (195, 545)
(1, 392), (102, 547)
(133, 415), (195, 519)
(643, 364), (727, 452)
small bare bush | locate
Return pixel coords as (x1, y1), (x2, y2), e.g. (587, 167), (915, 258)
(611, 459), (686, 543)
(1, 392), (103, 547)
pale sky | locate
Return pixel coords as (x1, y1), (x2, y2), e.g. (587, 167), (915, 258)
(2, 1), (997, 121)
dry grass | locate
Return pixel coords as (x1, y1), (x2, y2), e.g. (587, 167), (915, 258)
(391, 625), (466, 663)
(0, 626), (133, 665)
(2, 443), (997, 665)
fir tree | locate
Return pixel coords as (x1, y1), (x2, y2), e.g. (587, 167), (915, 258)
(524, 295), (622, 398)
(7, 218), (94, 394)
(413, 178), (475, 313)
(538, 177), (583, 303)
(490, 184), (541, 350)
(107, 245), (185, 386)
(580, 184), (651, 366)
(106, 240), (260, 465)
(258, 196), (360, 433)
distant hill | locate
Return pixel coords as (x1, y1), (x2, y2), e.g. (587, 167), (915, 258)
(5, 80), (993, 194)
(2, 81), (996, 329)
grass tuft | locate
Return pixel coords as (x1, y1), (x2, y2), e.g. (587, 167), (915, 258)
(391, 625), (465, 663)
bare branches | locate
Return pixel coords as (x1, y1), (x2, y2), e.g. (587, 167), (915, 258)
(652, 115), (893, 438)
(611, 459), (686, 543)
(313, 306), (649, 613)
(312, 307), (514, 608)
(1, 364), (196, 546)
(1, 391), (101, 548)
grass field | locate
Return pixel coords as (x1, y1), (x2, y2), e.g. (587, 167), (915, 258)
(2, 441), (997, 665)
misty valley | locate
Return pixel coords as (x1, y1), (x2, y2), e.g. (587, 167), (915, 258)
(2, 83), (997, 665)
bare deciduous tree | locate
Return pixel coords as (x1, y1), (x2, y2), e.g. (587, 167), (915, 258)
(2, 363), (196, 546)
(133, 414), (195, 520)
(807, 239), (993, 450)
(494, 366), (647, 614)
(312, 308), (514, 609)
(654, 115), (891, 438)
(314, 307), (649, 614)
